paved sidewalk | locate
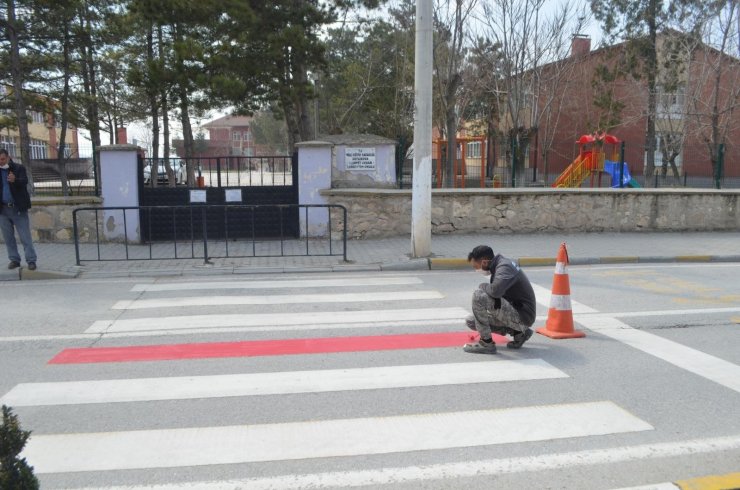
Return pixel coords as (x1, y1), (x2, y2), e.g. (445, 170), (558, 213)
(1, 230), (739, 280)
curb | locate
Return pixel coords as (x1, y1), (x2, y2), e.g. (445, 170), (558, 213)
(19, 268), (79, 280)
(17, 254), (740, 279)
(429, 255), (740, 270)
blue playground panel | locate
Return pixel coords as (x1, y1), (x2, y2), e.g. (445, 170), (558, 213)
(604, 160), (641, 188)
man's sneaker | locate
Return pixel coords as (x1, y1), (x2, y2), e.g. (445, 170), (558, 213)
(8, 261), (20, 270)
(507, 328), (533, 349)
(27, 262), (36, 271)
(463, 339), (497, 354)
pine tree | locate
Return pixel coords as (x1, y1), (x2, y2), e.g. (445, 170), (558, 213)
(0, 405), (39, 490)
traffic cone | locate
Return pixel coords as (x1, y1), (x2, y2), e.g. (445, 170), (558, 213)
(536, 243), (585, 339)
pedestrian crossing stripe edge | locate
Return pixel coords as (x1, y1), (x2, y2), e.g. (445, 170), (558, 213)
(130, 276), (425, 292)
(22, 401), (652, 474)
(0, 359), (568, 406)
(85, 307), (471, 334)
(48, 331), (498, 364)
(112, 290), (445, 310)
(56, 435), (740, 490)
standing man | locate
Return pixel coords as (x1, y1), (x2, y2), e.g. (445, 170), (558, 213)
(0, 149), (37, 270)
(463, 245), (536, 354)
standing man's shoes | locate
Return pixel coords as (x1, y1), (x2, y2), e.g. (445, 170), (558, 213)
(27, 262), (36, 271)
(8, 261), (20, 269)
(507, 328), (533, 349)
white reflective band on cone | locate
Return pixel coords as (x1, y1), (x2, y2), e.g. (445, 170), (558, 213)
(549, 294), (572, 311)
(555, 262), (567, 274)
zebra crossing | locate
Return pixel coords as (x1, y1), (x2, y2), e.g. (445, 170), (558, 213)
(1, 273), (658, 488)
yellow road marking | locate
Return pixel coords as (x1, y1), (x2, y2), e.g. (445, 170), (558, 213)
(676, 471), (740, 490)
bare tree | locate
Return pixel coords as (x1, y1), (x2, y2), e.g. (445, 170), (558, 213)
(476, 0), (588, 186)
(688, 1), (740, 186)
(433, 0), (477, 187)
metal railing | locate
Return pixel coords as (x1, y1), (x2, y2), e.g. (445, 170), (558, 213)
(141, 155), (294, 188)
(72, 204), (347, 265)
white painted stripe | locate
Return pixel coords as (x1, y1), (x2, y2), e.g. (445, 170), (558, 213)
(131, 277), (424, 292)
(0, 359), (568, 407)
(608, 306), (740, 318)
(555, 262), (567, 274)
(581, 315), (740, 393)
(548, 293), (572, 311)
(58, 435), (740, 490)
(23, 401), (651, 474)
(531, 283), (597, 313)
(112, 290), (444, 310)
(85, 307), (469, 334)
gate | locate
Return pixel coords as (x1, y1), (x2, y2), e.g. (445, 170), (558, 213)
(139, 154), (298, 241)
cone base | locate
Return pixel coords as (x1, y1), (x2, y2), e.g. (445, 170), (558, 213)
(536, 327), (586, 339)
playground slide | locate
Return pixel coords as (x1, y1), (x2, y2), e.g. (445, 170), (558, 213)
(552, 152), (593, 188)
(603, 160), (641, 188)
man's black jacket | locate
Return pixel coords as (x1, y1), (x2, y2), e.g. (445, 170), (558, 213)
(0, 160), (32, 211)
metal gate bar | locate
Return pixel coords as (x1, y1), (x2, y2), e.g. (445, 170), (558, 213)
(73, 204), (347, 265)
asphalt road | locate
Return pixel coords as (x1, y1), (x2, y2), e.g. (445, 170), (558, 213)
(1, 262), (739, 489)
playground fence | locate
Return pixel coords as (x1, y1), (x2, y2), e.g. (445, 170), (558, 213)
(399, 140), (739, 189)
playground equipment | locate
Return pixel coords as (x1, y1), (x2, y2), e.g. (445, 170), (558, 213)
(434, 137), (487, 188)
(552, 132), (639, 188)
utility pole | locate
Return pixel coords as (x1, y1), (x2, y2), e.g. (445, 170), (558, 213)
(411, 0), (433, 258)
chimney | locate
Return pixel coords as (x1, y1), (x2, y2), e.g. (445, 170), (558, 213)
(116, 127), (128, 144)
(571, 35), (591, 58)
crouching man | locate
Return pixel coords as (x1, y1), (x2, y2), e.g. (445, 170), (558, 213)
(463, 245), (536, 354)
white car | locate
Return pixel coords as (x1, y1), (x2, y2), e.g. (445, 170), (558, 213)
(143, 160), (187, 185)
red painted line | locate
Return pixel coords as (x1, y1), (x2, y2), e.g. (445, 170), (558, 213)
(49, 332), (509, 364)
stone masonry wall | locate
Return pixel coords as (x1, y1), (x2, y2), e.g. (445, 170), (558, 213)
(3, 190), (739, 244)
(321, 188), (740, 239)
(0, 197), (103, 244)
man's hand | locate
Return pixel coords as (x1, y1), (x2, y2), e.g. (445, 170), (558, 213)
(7, 171), (15, 183)
(478, 283), (489, 290)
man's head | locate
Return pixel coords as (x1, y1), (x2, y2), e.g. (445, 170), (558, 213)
(0, 149), (9, 168)
(468, 245), (494, 272)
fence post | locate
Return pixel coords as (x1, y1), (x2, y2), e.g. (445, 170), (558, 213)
(619, 142), (625, 188)
(510, 138), (516, 188)
(201, 206), (211, 264)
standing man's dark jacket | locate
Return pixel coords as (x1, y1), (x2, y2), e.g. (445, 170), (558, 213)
(479, 254), (537, 326)
(0, 160), (32, 211)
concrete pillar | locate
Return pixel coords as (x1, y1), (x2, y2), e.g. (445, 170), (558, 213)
(297, 142), (332, 237)
(99, 144), (140, 242)
(411, 0), (433, 257)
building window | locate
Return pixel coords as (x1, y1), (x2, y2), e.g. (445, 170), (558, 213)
(466, 141), (481, 158)
(656, 85), (685, 118)
(28, 111), (45, 124)
(243, 147), (254, 156)
(232, 131), (241, 140)
(243, 130), (251, 142)
(0, 135), (17, 157)
(30, 138), (48, 159)
(653, 132), (682, 167)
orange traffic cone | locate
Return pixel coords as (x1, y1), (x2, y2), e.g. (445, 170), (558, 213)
(536, 243), (585, 339)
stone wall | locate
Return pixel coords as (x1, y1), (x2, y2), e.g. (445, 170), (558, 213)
(320, 188), (740, 239)
(5, 189), (739, 244)
(6, 196), (103, 244)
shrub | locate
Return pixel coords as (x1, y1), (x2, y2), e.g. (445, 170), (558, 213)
(0, 405), (39, 490)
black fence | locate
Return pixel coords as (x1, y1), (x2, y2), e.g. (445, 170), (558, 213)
(29, 158), (98, 196)
(400, 140), (739, 189)
(141, 155), (294, 188)
(72, 204), (347, 265)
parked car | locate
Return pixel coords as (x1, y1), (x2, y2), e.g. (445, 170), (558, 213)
(143, 160), (186, 185)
